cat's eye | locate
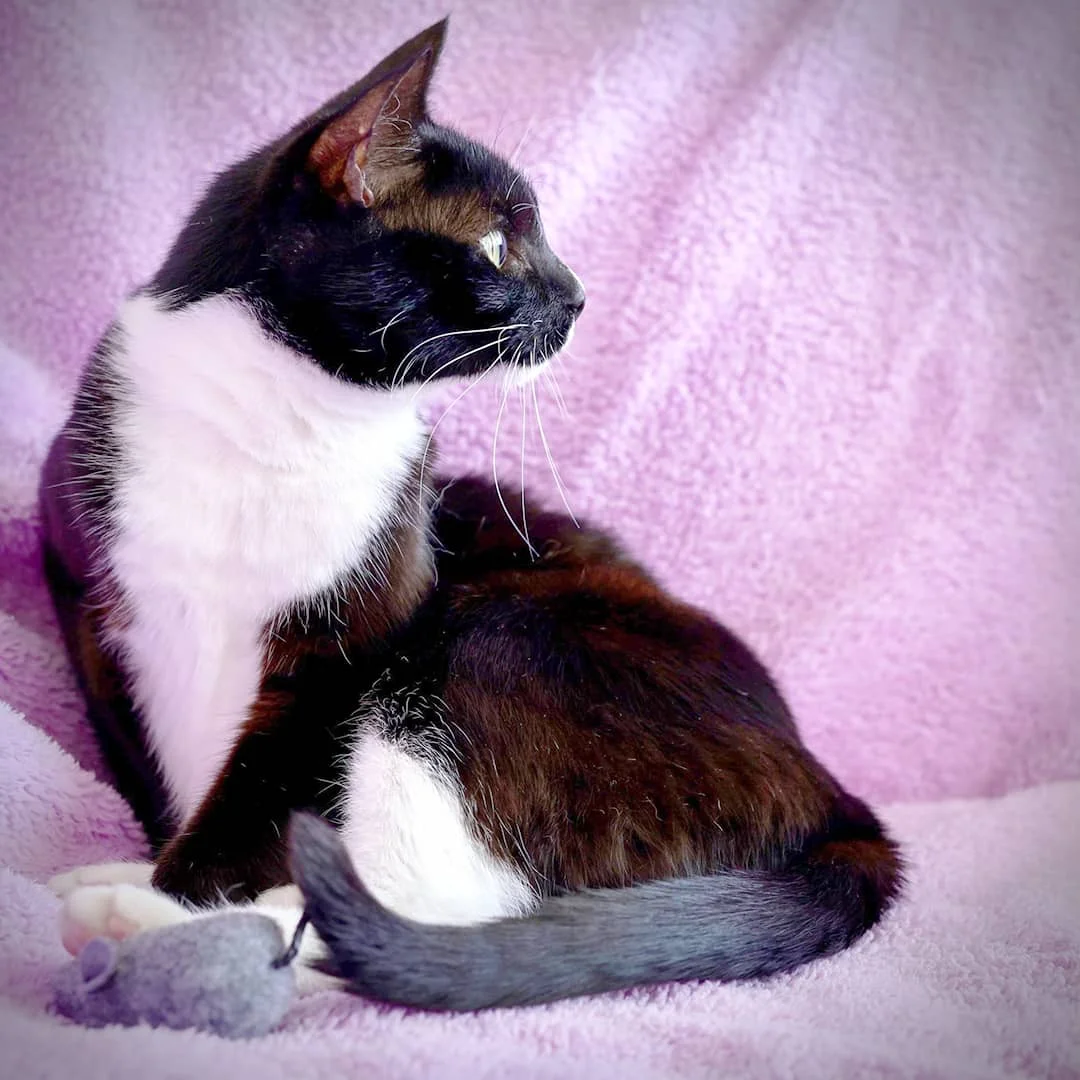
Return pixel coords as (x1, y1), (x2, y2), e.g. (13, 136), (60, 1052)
(479, 229), (507, 269)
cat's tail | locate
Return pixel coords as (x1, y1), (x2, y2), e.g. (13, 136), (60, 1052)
(288, 810), (902, 1011)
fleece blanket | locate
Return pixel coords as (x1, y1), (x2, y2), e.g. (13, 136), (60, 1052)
(1, 0), (1078, 1075)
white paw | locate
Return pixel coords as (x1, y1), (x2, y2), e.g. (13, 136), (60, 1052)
(60, 883), (191, 956)
(255, 884), (303, 908)
(49, 861), (156, 898)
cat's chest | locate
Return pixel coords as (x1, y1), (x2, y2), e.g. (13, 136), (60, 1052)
(106, 294), (425, 615)
(98, 294), (426, 818)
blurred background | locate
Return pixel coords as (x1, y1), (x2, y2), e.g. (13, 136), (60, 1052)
(2, 0), (1079, 806)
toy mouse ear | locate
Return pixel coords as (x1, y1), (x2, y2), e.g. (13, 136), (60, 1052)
(79, 938), (119, 992)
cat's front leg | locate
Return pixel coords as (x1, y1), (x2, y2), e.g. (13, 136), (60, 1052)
(151, 676), (346, 905)
(150, 745), (292, 905)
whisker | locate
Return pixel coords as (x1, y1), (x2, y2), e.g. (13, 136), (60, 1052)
(542, 364), (571, 419)
(531, 378), (578, 526)
(508, 119), (535, 171)
(490, 112), (507, 152)
(392, 323), (527, 390)
(519, 383), (530, 554)
(410, 336), (503, 399)
(371, 308), (411, 350)
(492, 349), (537, 556)
(417, 352), (505, 511)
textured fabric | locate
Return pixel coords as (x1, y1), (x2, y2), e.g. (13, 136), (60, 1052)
(1, 700), (1077, 1078)
(1, 0), (1078, 1074)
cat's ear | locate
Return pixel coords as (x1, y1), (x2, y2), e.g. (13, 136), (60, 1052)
(303, 19), (447, 206)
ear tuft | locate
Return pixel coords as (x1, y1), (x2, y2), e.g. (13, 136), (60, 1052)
(306, 20), (448, 204)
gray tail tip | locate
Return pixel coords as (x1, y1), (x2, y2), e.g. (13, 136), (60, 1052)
(287, 811), (360, 901)
(287, 809), (335, 855)
(286, 812), (396, 988)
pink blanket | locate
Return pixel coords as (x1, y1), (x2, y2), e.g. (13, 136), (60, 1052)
(1, 0), (1078, 1075)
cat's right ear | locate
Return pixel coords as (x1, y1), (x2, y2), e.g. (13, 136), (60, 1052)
(296, 20), (448, 207)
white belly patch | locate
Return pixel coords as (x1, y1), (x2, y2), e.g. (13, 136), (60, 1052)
(338, 727), (536, 925)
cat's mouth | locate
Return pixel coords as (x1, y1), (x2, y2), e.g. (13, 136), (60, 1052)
(400, 267), (583, 393)
(502, 319), (576, 388)
(413, 309), (578, 391)
(494, 257), (585, 386)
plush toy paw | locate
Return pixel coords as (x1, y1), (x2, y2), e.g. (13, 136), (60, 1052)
(59, 883), (190, 956)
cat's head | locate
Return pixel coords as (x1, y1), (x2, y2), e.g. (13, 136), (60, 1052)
(152, 19), (584, 391)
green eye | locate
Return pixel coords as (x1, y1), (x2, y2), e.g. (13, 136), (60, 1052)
(479, 229), (507, 268)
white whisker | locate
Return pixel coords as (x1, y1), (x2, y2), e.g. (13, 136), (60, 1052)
(490, 112), (507, 152)
(508, 119), (535, 171)
(410, 336), (504, 399)
(531, 378), (578, 526)
(392, 323), (527, 389)
(519, 383), (530, 553)
(371, 307), (411, 350)
(416, 352), (505, 511)
(492, 349), (537, 556)
(542, 364), (571, 419)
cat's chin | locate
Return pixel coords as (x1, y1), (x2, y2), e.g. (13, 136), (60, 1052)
(504, 356), (551, 389)
(408, 351), (557, 402)
(505, 322), (574, 388)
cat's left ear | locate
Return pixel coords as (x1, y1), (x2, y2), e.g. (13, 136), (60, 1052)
(303, 19), (447, 206)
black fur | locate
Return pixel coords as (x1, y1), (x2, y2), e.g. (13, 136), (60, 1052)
(149, 118), (581, 388)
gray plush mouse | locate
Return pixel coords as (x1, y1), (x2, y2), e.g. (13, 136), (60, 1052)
(52, 911), (298, 1039)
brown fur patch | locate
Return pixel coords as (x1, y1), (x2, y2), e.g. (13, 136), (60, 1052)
(414, 476), (846, 892)
(374, 182), (498, 248)
(443, 565), (839, 893)
(811, 836), (904, 898)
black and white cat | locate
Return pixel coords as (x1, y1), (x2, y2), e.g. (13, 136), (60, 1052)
(43, 20), (900, 1009)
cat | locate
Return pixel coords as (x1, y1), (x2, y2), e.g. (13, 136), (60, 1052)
(41, 19), (901, 1010)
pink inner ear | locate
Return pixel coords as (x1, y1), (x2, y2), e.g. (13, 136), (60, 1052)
(308, 103), (381, 193)
(342, 145), (375, 207)
(308, 44), (436, 200)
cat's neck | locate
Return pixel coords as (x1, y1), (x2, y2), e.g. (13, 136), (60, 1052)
(116, 292), (425, 466)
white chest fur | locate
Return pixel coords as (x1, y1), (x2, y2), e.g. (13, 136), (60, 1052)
(103, 293), (426, 822)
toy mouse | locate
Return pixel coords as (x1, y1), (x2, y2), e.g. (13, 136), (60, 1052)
(52, 910), (300, 1039)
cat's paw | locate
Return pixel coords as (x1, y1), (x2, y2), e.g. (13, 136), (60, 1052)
(60, 883), (190, 956)
(255, 884), (303, 908)
(48, 861), (156, 899)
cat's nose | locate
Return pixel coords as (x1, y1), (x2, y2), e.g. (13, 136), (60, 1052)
(563, 273), (586, 317)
